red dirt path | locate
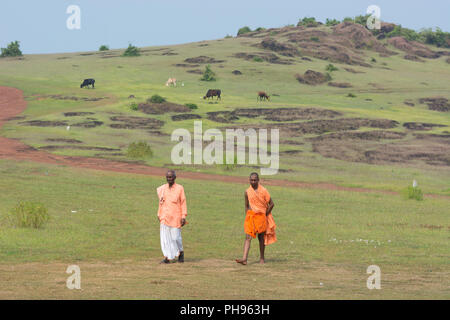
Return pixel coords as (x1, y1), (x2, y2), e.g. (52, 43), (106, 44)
(0, 86), (447, 198)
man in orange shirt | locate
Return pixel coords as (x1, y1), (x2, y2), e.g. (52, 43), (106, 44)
(236, 172), (276, 265)
(157, 170), (187, 264)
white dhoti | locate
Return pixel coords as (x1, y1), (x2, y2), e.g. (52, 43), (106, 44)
(160, 223), (183, 260)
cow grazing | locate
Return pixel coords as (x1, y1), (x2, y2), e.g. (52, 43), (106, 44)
(80, 78), (95, 88)
(166, 78), (177, 87)
(257, 91), (270, 101)
(204, 89), (221, 100)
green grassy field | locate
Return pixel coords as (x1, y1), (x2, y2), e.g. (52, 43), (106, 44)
(0, 23), (449, 299)
(0, 159), (448, 299)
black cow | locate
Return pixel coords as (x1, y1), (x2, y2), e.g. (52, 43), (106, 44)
(80, 78), (95, 88)
(203, 89), (221, 100)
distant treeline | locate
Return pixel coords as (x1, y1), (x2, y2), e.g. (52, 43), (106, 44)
(238, 15), (450, 49)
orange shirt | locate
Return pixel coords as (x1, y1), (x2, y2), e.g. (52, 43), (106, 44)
(246, 185), (271, 214)
(157, 183), (187, 228)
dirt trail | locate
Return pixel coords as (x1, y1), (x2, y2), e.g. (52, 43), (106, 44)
(0, 86), (447, 198)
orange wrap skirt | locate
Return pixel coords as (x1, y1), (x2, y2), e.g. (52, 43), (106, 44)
(244, 210), (267, 238)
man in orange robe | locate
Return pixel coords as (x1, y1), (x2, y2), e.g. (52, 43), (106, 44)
(236, 172), (276, 265)
(157, 170), (187, 264)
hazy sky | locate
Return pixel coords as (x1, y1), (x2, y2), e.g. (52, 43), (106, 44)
(1, 0), (449, 54)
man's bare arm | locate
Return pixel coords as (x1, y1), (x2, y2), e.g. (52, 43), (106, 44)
(266, 198), (274, 216)
(245, 191), (250, 215)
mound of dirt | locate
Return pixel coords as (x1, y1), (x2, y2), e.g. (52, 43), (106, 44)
(138, 102), (191, 114)
(404, 100), (415, 106)
(309, 130), (406, 141)
(187, 69), (203, 74)
(311, 132), (450, 167)
(403, 122), (447, 131)
(233, 107), (341, 122)
(39, 145), (120, 151)
(63, 112), (95, 117)
(47, 95), (105, 102)
(419, 97), (450, 112)
(387, 37), (440, 59)
(174, 63), (200, 68)
(172, 114), (202, 121)
(72, 120), (103, 128)
(328, 82), (353, 88)
(258, 38), (300, 57)
(46, 138), (82, 143)
(110, 116), (164, 130)
(184, 56), (225, 64)
(206, 111), (239, 123)
(233, 52), (293, 65)
(20, 120), (68, 127)
(295, 70), (329, 85)
(232, 70), (242, 75)
(404, 54), (424, 62)
(344, 67), (364, 73)
(333, 22), (395, 56)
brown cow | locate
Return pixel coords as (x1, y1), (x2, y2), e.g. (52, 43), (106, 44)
(257, 91), (270, 101)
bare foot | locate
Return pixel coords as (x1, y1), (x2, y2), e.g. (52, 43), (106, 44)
(235, 259), (247, 265)
(259, 259), (265, 264)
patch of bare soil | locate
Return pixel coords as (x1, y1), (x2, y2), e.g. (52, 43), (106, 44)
(241, 118), (398, 137)
(45, 138), (82, 143)
(234, 107), (341, 122)
(418, 97), (450, 112)
(187, 69), (204, 74)
(206, 111), (239, 123)
(184, 56), (225, 64)
(403, 122), (447, 131)
(72, 120), (103, 128)
(63, 112), (95, 117)
(328, 82), (353, 88)
(404, 100), (415, 107)
(404, 54), (424, 62)
(285, 22), (395, 67)
(206, 107), (341, 123)
(344, 67), (364, 73)
(171, 114), (202, 121)
(20, 120), (68, 127)
(45, 95), (106, 102)
(387, 37), (440, 59)
(138, 102), (191, 114)
(109, 116), (164, 130)
(257, 38), (300, 57)
(39, 145), (120, 151)
(310, 130), (450, 167)
(295, 70), (329, 85)
(233, 52), (294, 65)
(174, 63), (200, 68)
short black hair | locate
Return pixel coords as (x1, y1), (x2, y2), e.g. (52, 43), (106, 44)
(167, 170), (176, 177)
(249, 172), (259, 179)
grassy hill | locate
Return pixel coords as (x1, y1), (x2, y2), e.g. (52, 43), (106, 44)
(0, 21), (449, 299)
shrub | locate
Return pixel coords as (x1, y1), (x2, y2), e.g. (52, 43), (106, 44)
(129, 102), (138, 111)
(99, 45), (109, 51)
(371, 57), (377, 63)
(404, 186), (424, 201)
(310, 36), (320, 42)
(200, 64), (216, 81)
(147, 94), (166, 104)
(255, 27), (266, 32)
(224, 34), (233, 39)
(122, 43), (140, 57)
(127, 141), (153, 159)
(326, 64), (338, 72)
(325, 72), (332, 81)
(253, 56), (263, 62)
(354, 14), (371, 26)
(6, 201), (49, 228)
(343, 17), (354, 23)
(1, 41), (22, 57)
(386, 25), (420, 42)
(237, 26), (252, 36)
(185, 103), (198, 110)
(297, 17), (319, 27)
(347, 93), (356, 98)
(420, 27), (450, 48)
(326, 18), (340, 26)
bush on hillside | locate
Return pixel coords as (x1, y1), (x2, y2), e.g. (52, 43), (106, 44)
(99, 45), (109, 51)
(200, 64), (216, 81)
(237, 26), (252, 36)
(147, 94), (166, 104)
(122, 43), (140, 57)
(1, 41), (22, 57)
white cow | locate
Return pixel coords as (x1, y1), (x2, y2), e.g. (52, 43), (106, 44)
(165, 77), (177, 87)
